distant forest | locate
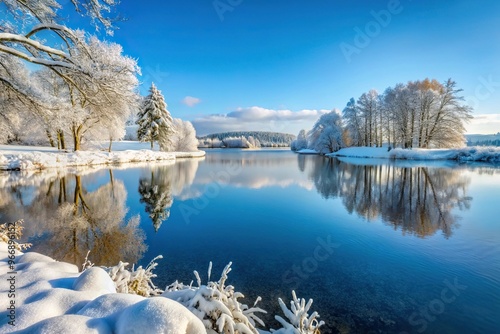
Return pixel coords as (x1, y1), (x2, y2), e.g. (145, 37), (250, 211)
(466, 133), (500, 147)
(198, 131), (296, 148)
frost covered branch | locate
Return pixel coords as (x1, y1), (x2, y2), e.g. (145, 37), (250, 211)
(101, 255), (164, 297)
(270, 291), (324, 334)
(163, 262), (267, 334)
(0, 219), (32, 251)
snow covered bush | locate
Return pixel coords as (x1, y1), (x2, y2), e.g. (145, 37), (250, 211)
(170, 118), (200, 152)
(0, 219), (31, 251)
(163, 262), (267, 334)
(291, 130), (308, 152)
(102, 255), (164, 297)
(268, 290), (324, 334)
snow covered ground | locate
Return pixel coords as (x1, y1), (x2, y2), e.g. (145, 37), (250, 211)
(326, 146), (500, 163)
(0, 242), (206, 333)
(296, 148), (319, 154)
(0, 142), (205, 171)
(0, 240), (323, 334)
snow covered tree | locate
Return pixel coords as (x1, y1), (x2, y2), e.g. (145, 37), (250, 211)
(65, 35), (139, 151)
(343, 79), (472, 149)
(170, 118), (199, 152)
(356, 89), (380, 147)
(342, 98), (362, 147)
(291, 129), (308, 151)
(0, 0), (120, 104)
(136, 83), (175, 150)
(308, 110), (345, 154)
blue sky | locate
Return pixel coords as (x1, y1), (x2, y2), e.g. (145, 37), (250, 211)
(67, 0), (500, 135)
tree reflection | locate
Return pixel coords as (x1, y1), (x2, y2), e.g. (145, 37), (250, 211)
(139, 171), (173, 232)
(0, 170), (146, 267)
(138, 159), (200, 231)
(308, 157), (472, 238)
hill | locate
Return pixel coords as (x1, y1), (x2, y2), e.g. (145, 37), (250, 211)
(198, 131), (296, 148)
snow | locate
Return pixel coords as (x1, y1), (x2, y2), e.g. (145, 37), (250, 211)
(296, 149), (318, 155)
(0, 242), (206, 333)
(0, 142), (205, 171)
(325, 146), (500, 163)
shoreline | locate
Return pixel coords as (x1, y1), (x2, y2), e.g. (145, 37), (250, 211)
(295, 146), (500, 163)
(0, 144), (206, 171)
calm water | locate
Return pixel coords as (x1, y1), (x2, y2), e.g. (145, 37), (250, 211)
(1, 149), (499, 333)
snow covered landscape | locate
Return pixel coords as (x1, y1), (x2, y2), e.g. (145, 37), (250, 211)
(0, 223), (324, 334)
(0, 143), (205, 171)
(296, 146), (500, 163)
(2, 0), (500, 333)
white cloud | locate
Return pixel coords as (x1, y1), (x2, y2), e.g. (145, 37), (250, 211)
(466, 113), (500, 134)
(182, 96), (201, 107)
(191, 106), (331, 136)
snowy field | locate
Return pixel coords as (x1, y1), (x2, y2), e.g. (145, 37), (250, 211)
(313, 146), (500, 163)
(0, 142), (205, 171)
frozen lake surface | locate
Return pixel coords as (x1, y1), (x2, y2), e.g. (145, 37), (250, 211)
(1, 149), (499, 333)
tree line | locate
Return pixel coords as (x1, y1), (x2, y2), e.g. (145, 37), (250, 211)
(199, 131), (295, 148)
(343, 78), (472, 149)
(292, 78), (473, 153)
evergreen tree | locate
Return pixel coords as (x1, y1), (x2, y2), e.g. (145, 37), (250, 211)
(136, 83), (175, 150)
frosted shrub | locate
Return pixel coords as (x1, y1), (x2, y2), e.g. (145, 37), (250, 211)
(0, 219), (32, 251)
(270, 291), (324, 334)
(102, 255), (164, 297)
(163, 262), (267, 334)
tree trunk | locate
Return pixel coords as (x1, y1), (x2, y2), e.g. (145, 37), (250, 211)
(108, 139), (112, 152)
(72, 125), (82, 151)
(57, 130), (66, 150)
(150, 140), (154, 150)
(46, 130), (56, 147)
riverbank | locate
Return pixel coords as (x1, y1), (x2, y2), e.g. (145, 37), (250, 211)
(0, 142), (205, 171)
(297, 146), (500, 163)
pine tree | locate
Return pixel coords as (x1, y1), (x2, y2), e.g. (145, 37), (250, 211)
(136, 83), (175, 150)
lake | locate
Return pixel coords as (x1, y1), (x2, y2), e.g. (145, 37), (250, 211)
(1, 149), (499, 333)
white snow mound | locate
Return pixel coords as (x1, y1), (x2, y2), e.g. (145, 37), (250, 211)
(0, 244), (206, 333)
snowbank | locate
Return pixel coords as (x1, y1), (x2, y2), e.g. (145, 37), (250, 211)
(0, 144), (206, 171)
(296, 149), (319, 155)
(0, 242), (206, 333)
(326, 146), (500, 163)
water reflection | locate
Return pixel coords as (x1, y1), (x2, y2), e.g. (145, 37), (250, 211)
(309, 157), (472, 238)
(0, 170), (146, 267)
(138, 158), (201, 231)
(197, 151), (473, 238)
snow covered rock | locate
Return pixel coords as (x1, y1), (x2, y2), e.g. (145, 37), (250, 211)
(115, 297), (206, 334)
(73, 267), (117, 295)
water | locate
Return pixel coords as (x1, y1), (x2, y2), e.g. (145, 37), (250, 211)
(1, 149), (499, 333)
